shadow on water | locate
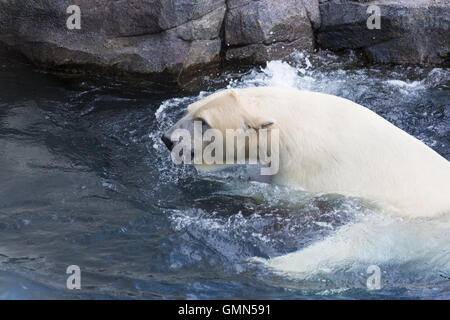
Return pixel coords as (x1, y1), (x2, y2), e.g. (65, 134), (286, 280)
(0, 52), (449, 299)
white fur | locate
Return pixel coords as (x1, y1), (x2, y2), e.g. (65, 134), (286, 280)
(188, 87), (450, 218)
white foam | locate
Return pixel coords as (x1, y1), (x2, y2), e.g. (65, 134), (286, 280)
(386, 79), (424, 88)
(155, 97), (191, 120)
(238, 60), (301, 89)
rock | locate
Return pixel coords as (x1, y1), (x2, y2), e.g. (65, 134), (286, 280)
(224, 0), (315, 64)
(1, 0), (446, 87)
(0, 0), (320, 86)
(302, 0), (321, 29)
(0, 0), (226, 86)
(317, 0), (450, 65)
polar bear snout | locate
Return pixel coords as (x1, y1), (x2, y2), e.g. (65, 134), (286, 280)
(161, 117), (198, 153)
(161, 133), (174, 151)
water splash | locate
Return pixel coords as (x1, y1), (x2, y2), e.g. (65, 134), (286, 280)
(154, 51), (450, 295)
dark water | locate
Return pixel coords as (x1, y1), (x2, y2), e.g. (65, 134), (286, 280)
(0, 52), (449, 299)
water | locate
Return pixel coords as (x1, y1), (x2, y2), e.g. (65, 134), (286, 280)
(0, 51), (449, 299)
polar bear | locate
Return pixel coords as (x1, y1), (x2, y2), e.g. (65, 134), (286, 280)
(161, 87), (450, 218)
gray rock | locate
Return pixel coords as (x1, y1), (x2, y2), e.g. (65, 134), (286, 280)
(224, 0), (315, 64)
(301, 0), (321, 29)
(225, 37), (313, 64)
(317, 0), (450, 65)
(0, 0), (320, 86)
(0, 0), (226, 86)
(1, 0), (446, 87)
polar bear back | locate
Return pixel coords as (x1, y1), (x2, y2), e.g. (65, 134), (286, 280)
(207, 87), (450, 218)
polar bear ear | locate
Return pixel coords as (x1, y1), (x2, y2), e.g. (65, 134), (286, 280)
(245, 118), (276, 131)
(258, 119), (275, 129)
(252, 117), (276, 130)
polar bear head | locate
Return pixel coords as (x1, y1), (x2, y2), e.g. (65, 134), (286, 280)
(161, 89), (280, 175)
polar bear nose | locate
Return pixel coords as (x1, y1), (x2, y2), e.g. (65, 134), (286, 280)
(161, 134), (173, 151)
